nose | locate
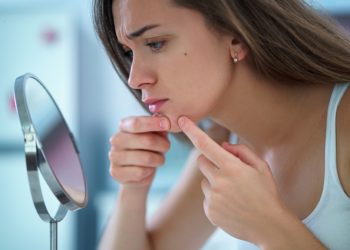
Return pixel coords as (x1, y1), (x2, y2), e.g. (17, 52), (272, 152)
(128, 56), (156, 89)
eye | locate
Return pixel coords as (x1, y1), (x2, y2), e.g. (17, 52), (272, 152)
(146, 40), (166, 53)
(124, 50), (133, 61)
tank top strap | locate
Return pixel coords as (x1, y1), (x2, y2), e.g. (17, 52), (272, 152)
(325, 82), (350, 197)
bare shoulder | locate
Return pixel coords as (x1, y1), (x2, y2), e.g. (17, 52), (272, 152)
(336, 84), (350, 196)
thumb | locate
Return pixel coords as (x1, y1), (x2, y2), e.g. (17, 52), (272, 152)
(152, 113), (170, 140)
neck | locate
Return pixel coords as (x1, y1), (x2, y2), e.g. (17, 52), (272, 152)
(209, 64), (333, 157)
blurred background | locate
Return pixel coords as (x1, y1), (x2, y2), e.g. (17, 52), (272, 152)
(1, 0), (350, 249)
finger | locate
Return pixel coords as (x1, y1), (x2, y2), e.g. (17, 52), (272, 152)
(109, 150), (165, 167)
(201, 178), (211, 199)
(157, 131), (169, 139)
(119, 115), (171, 133)
(110, 132), (170, 153)
(178, 116), (240, 168)
(197, 154), (218, 184)
(152, 114), (170, 139)
(222, 142), (265, 170)
(109, 165), (155, 182)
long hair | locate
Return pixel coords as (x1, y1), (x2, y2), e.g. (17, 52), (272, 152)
(93, 0), (350, 109)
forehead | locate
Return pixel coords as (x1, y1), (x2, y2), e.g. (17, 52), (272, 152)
(112, 0), (171, 35)
(112, 0), (210, 42)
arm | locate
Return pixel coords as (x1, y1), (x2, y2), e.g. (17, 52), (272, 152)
(99, 149), (216, 250)
(98, 115), (170, 250)
(147, 148), (217, 250)
(258, 211), (327, 250)
(98, 186), (153, 250)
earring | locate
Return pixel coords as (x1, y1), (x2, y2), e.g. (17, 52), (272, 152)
(233, 51), (239, 63)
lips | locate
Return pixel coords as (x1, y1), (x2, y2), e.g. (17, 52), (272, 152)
(143, 98), (168, 113)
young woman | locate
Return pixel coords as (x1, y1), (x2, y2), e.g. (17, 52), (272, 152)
(93, 0), (350, 249)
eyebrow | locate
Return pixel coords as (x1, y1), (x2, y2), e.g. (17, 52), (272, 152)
(126, 24), (161, 39)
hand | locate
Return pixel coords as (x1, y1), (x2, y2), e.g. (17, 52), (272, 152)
(178, 116), (288, 245)
(108, 115), (171, 189)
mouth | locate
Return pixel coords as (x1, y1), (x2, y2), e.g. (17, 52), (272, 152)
(143, 98), (169, 113)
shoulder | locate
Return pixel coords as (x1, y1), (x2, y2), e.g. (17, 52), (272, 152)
(336, 83), (350, 196)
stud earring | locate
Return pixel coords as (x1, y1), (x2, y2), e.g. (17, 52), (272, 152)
(233, 51), (239, 63)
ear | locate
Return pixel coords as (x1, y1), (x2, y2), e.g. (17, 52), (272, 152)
(229, 37), (249, 62)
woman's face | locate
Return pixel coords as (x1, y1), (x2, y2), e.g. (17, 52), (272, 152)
(113, 0), (234, 132)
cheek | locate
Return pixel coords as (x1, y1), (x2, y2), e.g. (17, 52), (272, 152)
(158, 45), (232, 132)
(162, 76), (230, 134)
(179, 55), (232, 112)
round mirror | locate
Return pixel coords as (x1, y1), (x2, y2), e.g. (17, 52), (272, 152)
(14, 73), (88, 249)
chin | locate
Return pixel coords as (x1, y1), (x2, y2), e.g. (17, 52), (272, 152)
(167, 116), (182, 133)
(165, 114), (201, 133)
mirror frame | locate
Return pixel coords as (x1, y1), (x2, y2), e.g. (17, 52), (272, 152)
(14, 73), (88, 216)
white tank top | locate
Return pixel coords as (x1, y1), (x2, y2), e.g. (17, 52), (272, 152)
(227, 83), (350, 250)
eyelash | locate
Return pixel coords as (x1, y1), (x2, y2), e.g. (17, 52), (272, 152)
(146, 40), (166, 53)
(122, 40), (166, 60)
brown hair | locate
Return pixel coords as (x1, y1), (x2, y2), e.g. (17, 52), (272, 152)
(93, 0), (350, 109)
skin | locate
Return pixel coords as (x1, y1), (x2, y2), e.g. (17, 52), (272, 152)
(106, 0), (350, 248)
(115, 0), (235, 132)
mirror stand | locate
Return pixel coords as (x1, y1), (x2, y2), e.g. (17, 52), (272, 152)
(26, 131), (68, 250)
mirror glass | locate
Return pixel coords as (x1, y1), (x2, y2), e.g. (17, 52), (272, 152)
(15, 73), (87, 211)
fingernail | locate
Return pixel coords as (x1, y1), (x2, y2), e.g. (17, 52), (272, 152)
(178, 117), (185, 128)
(160, 118), (169, 130)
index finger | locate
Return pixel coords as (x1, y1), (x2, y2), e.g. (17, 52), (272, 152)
(120, 115), (171, 133)
(178, 116), (239, 168)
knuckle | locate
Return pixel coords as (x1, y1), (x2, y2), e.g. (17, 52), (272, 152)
(108, 150), (113, 161)
(205, 205), (217, 225)
(142, 135), (156, 148)
(159, 155), (165, 165)
(110, 133), (126, 148)
(144, 153), (156, 166)
(120, 117), (129, 126)
(129, 118), (140, 130)
(109, 166), (121, 180)
(141, 153), (151, 165)
(109, 150), (121, 164)
(121, 117), (140, 131)
(197, 154), (205, 164)
(162, 140), (171, 152)
(109, 134), (119, 145)
(134, 168), (149, 181)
